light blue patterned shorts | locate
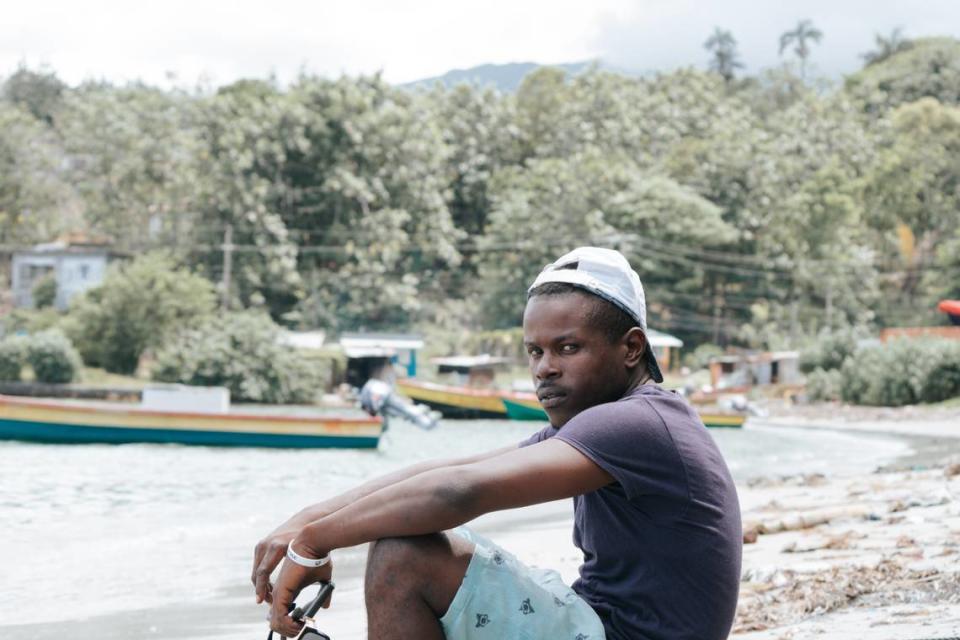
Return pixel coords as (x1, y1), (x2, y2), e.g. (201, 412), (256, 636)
(440, 528), (606, 640)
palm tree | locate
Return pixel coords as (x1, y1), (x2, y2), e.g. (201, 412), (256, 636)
(861, 27), (913, 67)
(779, 19), (823, 80)
(704, 28), (744, 83)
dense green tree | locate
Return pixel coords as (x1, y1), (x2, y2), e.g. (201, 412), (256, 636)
(1, 66), (66, 124)
(476, 150), (735, 330)
(514, 67), (572, 159)
(0, 104), (77, 244)
(195, 78), (304, 314)
(862, 97), (960, 324)
(425, 83), (521, 237)
(63, 253), (216, 374)
(192, 75), (465, 329)
(846, 38), (960, 112)
(57, 83), (207, 249)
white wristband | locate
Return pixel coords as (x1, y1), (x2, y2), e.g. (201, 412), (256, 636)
(286, 541), (330, 568)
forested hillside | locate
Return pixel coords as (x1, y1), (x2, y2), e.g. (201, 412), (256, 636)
(2, 37), (959, 351)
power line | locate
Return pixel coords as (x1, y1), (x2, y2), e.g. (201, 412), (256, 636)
(4, 235), (958, 281)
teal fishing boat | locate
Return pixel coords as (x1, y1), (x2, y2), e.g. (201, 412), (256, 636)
(0, 394), (384, 448)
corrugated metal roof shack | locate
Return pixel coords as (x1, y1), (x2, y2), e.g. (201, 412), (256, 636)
(709, 351), (801, 389)
(338, 333), (425, 388)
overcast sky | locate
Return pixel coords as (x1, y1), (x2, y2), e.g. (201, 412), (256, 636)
(2, 0), (958, 88)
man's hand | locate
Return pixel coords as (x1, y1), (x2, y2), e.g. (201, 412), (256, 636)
(269, 558), (333, 638)
(252, 526), (302, 604)
(253, 448), (517, 604)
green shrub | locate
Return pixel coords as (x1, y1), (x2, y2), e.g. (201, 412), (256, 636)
(64, 252), (216, 374)
(0, 337), (27, 381)
(24, 330), (82, 384)
(800, 328), (862, 373)
(922, 342), (960, 403)
(152, 311), (321, 404)
(805, 367), (843, 402)
(0, 307), (63, 336)
(840, 338), (960, 406)
(31, 274), (58, 309)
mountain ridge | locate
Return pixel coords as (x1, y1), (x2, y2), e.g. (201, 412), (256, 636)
(400, 60), (640, 92)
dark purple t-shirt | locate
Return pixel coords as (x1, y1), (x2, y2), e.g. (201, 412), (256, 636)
(520, 384), (741, 640)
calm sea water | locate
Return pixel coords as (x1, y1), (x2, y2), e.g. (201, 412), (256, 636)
(0, 417), (911, 634)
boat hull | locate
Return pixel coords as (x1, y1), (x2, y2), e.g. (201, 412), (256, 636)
(502, 397), (548, 421)
(395, 380), (511, 419)
(940, 300), (960, 325)
(396, 380), (746, 428)
(698, 413), (746, 428)
(0, 395), (383, 448)
(505, 395), (746, 428)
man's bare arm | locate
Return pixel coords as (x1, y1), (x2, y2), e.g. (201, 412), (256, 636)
(294, 439), (612, 557)
(252, 444), (516, 601)
(267, 439), (613, 628)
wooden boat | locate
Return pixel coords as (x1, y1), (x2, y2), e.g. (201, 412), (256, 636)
(395, 379), (510, 419)
(698, 412), (746, 428)
(504, 395), (744, 428)
(399, 380), (746, 428)
(939, 300), (960, 325)
(0, 394), (383, 448)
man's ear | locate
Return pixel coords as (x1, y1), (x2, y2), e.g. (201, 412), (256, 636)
(623, 327), (647, 368)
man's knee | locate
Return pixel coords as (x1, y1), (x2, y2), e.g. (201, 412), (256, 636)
(365, 533), (472, 609)
(366, 535), (443, 591)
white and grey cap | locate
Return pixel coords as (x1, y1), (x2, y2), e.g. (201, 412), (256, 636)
(528, 246), (664, 383)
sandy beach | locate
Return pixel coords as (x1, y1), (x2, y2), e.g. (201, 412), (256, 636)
(724, 404), (960, 639)
(2, 406), (959, 639)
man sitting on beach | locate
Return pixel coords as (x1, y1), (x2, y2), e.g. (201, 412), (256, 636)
(254, 247), (742, 640)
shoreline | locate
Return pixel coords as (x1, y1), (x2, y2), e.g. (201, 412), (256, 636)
(757, 417), (960, 471)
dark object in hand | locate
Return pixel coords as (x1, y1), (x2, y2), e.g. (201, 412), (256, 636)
(267, 582), (335, 640)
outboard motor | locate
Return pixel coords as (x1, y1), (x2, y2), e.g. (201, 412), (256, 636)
(359, 379), (439, 430)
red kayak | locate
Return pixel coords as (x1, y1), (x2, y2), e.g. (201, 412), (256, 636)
(939, 300), (960, 325)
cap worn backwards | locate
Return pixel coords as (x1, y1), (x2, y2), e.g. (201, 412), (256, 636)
(528, 247), (664, 383)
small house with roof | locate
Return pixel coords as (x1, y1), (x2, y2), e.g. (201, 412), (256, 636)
(429, 354), (514, 388)
(647, 328), (683, 373)
(708, 350), (801, 389)
(11, 233), (125, 310)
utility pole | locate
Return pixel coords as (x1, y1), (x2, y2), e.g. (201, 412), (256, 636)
(790, 300), (799, 346)
(222, 224), (233, 310)
(712, 281), (724, 345)
(825, 279), (834, 329)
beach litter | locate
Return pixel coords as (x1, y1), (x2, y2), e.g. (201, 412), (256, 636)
(734, 455), (960, 637)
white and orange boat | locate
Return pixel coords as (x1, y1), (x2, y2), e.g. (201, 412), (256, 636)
(0, 392), (383, 448)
